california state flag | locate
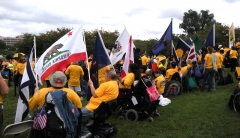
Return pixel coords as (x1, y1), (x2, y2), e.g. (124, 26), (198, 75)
(109, 27), (135, 65)
(35, 25), (87, 84)
(121, 35), (134, 78)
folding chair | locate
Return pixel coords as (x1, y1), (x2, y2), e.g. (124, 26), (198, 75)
(2, 120), (33, 138)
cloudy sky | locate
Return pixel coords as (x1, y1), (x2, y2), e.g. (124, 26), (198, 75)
(0, 0), (240, 40)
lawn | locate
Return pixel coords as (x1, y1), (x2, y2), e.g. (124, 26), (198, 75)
(2, 70), (240, 138)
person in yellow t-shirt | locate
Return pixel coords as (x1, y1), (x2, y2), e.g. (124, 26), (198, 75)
(154, 69), (165, 94)
(65, 61), (84, 93)
(229, 46), (238, 72)
(98, 66), (110, 85)
(12, 58), (18, 72)
(216, 49), (223, 79)
(29, 71), (82, 136)
(118, 63), (141, 89)
(14, 57), (26, 85)
(165, 62), (178, 82)
(1, 58), (9, 71)
(200, 46), (215, 92)
(141, 53), (148, 66)
(81, 69), (119, 137)
(0, 73), (9, 133)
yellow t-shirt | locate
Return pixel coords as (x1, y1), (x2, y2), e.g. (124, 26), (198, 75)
(216, 52), (223, 69)
(12, 60), (18, 71)
(28, 87), (82, 111)
(204, 53), (213, 69)
(119, 73), (135, 89)
(16, 62), (26, 75)
(65, 65), (84, 86)
(165, 68), (177, 82)
(86, 80), (119, 112)
(230, 50), (238, 59)
(141, 56), (148, 65)
(8, 63), (14, 72)
(236, 42), (240, 48)
(155, 75), (165, 94)
(98, 66), (110, 85)
(181, 66), (188, 77)
(0, 95), (3, 104)
(1, 61), (8, 70)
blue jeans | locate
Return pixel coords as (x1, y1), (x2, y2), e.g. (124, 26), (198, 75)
(81, 107), (93, 136)
(201, 68), (214, 91)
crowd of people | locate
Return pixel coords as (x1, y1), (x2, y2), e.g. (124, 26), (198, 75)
(0, 43), (239, 138)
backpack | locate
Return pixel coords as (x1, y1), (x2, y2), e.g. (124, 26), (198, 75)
(187, 77), (197, 89)
(193, 67), (202, 78)
(227, 73), (234, 84)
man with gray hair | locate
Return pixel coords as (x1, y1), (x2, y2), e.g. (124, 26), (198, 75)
(80, 69), (119, 138)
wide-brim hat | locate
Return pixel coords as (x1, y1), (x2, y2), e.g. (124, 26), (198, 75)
(49, 71), (67, 88)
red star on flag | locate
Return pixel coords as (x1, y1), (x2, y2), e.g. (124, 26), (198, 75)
(67, 32), (72, 37)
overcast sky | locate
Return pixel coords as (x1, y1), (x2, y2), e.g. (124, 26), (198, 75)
(0, 0), (240, 40)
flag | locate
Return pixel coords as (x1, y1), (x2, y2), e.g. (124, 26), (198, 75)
(186, 46), (197, 61)
(15, 43), (36, 123)
(35, 25), (87, 84)
(193, 35), (202, 52)
(170, 41), (179, 64)
(152, 20), (172, 54)
(91, 31), (111, 87)
(121, 36), (134, 78)
(229, 22), (235, 48)
(203, 24), (215, 47)
(175, 37), (191, 58)
(109, 27), (135, 65)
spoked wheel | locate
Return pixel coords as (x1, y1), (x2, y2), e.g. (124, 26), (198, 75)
(92, 132), (107, 138)
(125, 109), (138, 121)
(233, 93), (240, 114)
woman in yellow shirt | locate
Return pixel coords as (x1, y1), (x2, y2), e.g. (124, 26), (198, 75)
(200, 46), (215, 92)
(229, 46), (238, 72)
(14, 57), (26, 85)
(118, 63), (141, 89)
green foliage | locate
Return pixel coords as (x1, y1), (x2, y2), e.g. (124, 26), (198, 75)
(180, 9), (216, 35)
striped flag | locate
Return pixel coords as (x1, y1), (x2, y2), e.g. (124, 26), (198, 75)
(15, 42), (36, 123)
(186, 46), (197, 61)
(121, 35), (134, 78)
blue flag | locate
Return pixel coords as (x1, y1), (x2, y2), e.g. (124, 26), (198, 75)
(170, 41), (179, 64)
(203, 24), (215, 47)
(152, 20), (172, 54)
(187, 38), (193, 46)
(91, 31), (111, 87)
(15, 42), (36, 123)
(176, 37), (191, 54)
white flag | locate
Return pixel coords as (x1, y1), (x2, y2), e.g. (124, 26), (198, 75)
(121, 36), (134, 78)
(35, 25), (87, 84)
(15, 44), (36, 123)
(109, 27), (135, 65)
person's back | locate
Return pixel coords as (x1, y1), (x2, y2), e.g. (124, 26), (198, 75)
(65, 62), (84, 88)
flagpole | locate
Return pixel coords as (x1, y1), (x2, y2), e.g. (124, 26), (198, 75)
(34, 36), (38, 88)
(83, 26), (91, 80)
(213, 23), (215, 47)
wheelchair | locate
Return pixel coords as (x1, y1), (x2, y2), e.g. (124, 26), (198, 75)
(115, 77), (160, 122)
(163, 72), (183, 97)
(87, 101), (118, 138)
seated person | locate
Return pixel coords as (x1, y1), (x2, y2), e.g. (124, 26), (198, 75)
(29, 71), (82, 136)
(140, 65), (147, 77)
(118, 64), (141, 89)
(181, 60), (192, 77)
(81, 69), (119, 138)
(154, 69), (165, 94)
(165, 62), (178, 82)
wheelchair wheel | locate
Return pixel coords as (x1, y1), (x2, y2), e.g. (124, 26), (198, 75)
(125, 109), (138, 121)
(92, 132), (107, 138)
(163, 80), (182, 97)
(233, 93), (240, 114)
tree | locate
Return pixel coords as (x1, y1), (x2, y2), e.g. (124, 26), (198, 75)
(179, 9), (216, 35)
(0, 40), (7, 55)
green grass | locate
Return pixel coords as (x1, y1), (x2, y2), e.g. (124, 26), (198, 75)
(2, 70), (240, 138)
